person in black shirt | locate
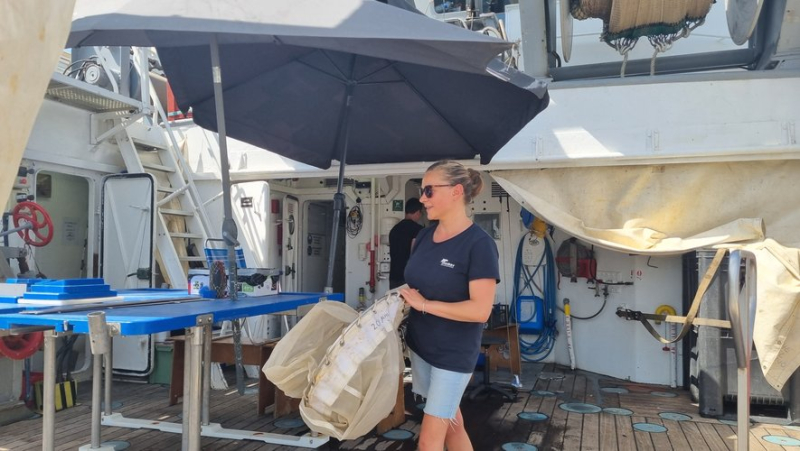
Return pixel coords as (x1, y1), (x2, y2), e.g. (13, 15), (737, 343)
(400, 160), (499, 451)
(388, 198), (424, 289)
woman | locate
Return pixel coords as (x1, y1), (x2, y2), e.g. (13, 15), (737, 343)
(400, 160), (499, 451)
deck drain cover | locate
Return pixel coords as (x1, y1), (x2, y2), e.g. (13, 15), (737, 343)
(559, 403), (601, 414)
(650, 391), (677, 398)
(538, 372), (565, 381)
(659, 412), (691, 421)
(518, 412), (549, 421)
(416, 403), (426, 410)
(531, 390), (556, 397)
(274, 418), (305, 429)
(633, 423), (667, 433)
(101, 441), (130, 450)
(501, 443), (538, 451)
(603, 408), (633, 416)
(763, 435), (800, 446)
(382, 429), (414, 440)
(601, 387), (629, 394)
(100, 401), (123, 410)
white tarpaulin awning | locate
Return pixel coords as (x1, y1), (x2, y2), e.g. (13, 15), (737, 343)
(1, 1), (75, 201)
(493, 160), (800, 390)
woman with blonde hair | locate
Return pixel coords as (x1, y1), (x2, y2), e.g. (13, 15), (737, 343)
(400, 160), (500, 450)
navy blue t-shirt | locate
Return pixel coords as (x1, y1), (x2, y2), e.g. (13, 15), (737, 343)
(404, 223), (500, 373)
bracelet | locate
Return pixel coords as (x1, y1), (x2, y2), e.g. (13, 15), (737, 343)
(422, 300), (427, 315)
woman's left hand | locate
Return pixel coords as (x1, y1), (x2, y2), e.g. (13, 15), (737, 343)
(399, 287), (425, 313)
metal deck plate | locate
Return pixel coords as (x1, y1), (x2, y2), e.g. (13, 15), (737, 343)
(531, 390), (556, 397)
(763, 435), (800, 446)
(603, 408), (633, 416)
(101, 441), (130, 450)
(659, 412), (692, 421)
(633, 423), (668, 433)
(501, 443), (538, 451)
(559, 403), (602, 414)
(518, 412), (549, 421)
(382, 429), (414, 440)
(601, 387), (629, 394)
(650, 391), (678, 398)
(273, 418), (305, 429)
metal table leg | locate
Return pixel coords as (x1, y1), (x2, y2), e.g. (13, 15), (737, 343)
(181, 327), (194, 451)
(42, 330), (56, 451)
(187, 325), (204, 450)
(728, 250), (757, 451)
(202, 324), (212, 426)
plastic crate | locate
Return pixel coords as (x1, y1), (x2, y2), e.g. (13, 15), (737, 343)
(515, 295), (544, 334)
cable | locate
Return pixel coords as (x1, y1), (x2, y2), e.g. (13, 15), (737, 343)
(345, 201), (363, 238)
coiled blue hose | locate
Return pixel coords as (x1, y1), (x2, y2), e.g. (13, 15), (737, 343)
(511, 233), (558, 362)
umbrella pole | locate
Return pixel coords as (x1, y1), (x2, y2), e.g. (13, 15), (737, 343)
(210, 35), (246, 396)
(324, 84), (355, 293)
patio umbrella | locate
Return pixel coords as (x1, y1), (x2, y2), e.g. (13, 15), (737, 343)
(67, 0), (547, 295)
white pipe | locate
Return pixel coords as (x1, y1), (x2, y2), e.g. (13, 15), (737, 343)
(370, 177), (377, 301)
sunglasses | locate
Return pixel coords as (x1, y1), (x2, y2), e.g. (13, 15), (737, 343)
(421, 184), (452, 198)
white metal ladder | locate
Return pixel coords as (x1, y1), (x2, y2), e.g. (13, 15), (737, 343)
(110, 48), (213, 288)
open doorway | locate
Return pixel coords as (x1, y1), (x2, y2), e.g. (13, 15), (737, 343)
(33, 171), (90, 279)
(301, 200), (345, 294)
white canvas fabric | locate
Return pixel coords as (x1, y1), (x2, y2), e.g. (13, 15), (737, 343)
(1, 1), (75, 201)
(263, 301), (357, 399)
(263, 288), (407, 440)
(301, 288), (406, 440)
(493, 160), (800, 390)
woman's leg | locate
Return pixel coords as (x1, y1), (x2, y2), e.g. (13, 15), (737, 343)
(418, 413), (450, 451)
(444, 407), (472, 450)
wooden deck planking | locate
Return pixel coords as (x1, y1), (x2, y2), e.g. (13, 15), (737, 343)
(631, 415), (655, 451)
(2, 363), (799, 450)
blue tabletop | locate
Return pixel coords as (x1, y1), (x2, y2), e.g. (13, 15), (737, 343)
(0, 292), (342, 335)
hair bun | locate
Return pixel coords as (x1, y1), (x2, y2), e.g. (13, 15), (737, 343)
(467, 168), (483, 198)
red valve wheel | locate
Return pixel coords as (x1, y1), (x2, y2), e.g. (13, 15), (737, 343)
(0, 332), (44, 360)
(12, 201), (54, 247)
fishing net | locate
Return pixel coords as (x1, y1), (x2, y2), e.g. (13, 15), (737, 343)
(569, 0), (714, 74)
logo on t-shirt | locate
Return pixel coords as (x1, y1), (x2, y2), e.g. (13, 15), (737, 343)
(440, 258), (455, 269)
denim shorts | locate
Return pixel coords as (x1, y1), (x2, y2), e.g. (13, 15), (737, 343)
(409, 350), (472, 420)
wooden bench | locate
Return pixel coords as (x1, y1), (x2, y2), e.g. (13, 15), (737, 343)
(169, 334), (278, 415)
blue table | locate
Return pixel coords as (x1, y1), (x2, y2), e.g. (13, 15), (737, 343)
(0, 291), (341, 451)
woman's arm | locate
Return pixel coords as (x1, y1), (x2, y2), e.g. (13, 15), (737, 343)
(400, 278), (496, 323)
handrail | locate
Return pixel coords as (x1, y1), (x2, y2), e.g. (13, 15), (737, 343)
(131, 47), (214, 237)
(727, 249), (758, 451)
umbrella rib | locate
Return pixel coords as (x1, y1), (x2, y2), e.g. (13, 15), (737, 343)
(394, 68), (478, 155)
(296, 59), (348, 84)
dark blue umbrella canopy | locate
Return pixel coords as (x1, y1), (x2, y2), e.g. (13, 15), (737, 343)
(67, 0), (549, 293)
(159, 45), (549, 169)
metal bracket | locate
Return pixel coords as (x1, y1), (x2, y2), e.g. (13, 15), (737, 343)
(196, 314), (214, 326)
(90, 112), (144, 146)
(107, 323), (122, 336)
(646, 130), (661, 152)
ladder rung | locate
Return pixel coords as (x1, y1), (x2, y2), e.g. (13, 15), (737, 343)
(179, 256), (207, 262)
(170, 232), (204, 239)
(161, 208), (194, 217)
(142, 162), (176, 173)
(132, 137), (168, 151)
(157, 185), (176, 193)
